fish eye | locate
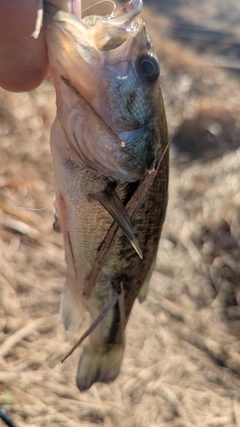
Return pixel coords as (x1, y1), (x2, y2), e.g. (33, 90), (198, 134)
(137, 54), (160, 84)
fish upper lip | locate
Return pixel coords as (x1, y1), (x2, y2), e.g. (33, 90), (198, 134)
(109, 0), (143, 25)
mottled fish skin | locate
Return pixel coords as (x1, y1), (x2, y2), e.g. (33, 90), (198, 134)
(44, 0), (168, 391)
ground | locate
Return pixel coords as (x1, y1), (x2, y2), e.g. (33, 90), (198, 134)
(1, 1), (240, 426)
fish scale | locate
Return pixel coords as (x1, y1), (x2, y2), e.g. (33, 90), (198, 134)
(109, 69), (152, 124)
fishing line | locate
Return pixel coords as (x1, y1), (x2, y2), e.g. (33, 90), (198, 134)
(82, 0), (116, 15)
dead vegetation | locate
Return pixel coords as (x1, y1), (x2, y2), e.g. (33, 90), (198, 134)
(1, 2), (240, 427)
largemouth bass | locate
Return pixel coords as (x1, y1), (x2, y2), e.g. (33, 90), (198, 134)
(44, 0), (168, 391)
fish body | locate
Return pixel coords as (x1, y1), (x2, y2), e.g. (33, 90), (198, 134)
(44, 0), (168, 391)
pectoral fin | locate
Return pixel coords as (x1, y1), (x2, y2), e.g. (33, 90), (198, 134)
(93, 190), (143, 259)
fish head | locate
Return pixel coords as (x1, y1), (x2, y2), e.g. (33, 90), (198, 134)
(44, 0), (163, 182)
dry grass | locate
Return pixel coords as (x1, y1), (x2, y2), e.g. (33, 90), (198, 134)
(1, 3), (240, 427)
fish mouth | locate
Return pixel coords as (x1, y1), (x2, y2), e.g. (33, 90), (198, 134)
(45, 0), (142, 21)
(44, 0), (143, 51)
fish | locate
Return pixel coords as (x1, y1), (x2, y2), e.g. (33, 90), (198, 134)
(44, 0), (169, 392)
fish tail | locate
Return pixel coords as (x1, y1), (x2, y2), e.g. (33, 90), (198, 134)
(76, 342), (124, 392)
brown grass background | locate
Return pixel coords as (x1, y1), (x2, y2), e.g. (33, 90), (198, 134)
(1, 1), (240, 426)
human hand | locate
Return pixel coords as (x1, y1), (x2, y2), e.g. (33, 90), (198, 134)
(0, 1), (81, 92)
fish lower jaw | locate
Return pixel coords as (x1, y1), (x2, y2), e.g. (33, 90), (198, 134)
(76, 343), (124, 392)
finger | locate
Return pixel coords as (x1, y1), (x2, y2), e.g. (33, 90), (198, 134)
(0, 0), (49, 92)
